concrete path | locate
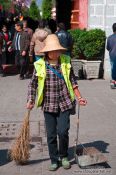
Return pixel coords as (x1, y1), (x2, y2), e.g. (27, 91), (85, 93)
(0, 75), (115, 175)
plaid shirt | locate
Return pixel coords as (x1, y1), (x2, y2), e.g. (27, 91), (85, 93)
(27, 62), (78, 113)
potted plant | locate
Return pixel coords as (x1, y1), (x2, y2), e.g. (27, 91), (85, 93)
(69, 28), (106, 79)
(79, 29), (106, 79)
(69, 29), (86, 79)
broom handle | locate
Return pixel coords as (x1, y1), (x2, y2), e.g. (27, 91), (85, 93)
(27, 109), (31, 114)
(26, 109), (31, 119)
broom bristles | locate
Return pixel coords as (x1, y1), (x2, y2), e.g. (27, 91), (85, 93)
(9, 110), (30, 164)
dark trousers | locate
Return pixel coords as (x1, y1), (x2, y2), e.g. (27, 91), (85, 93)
(44, 109), (70, 163)
(1, 52), (7, 64)
(110, 57), (116, 80)
(0, 54), (3, 74)
(15, 50), (29, 77)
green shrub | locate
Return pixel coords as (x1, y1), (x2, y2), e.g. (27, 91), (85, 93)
(42, 0), (52, 19)
(0, 0), (11, 10)
(69, 28), (106, 60)
(69, 29), (86, 59)
(79, 29), (106, 60)
(22, 8), (29, 17)
(29, 0), (41, 20)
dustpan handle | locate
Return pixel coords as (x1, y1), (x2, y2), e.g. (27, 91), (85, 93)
(75, 105), (89, 155)
(76, 104), (80, 147)
(78, 103), (80, 120)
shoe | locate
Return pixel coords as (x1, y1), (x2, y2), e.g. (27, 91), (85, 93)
(110, 81), (116, 89)
(49, 163), (58, 171)
(0, 73), (5, 77)
(24, 73), (30, 79)
(61, 157), (71, 169)
(19, 75), (24, 80)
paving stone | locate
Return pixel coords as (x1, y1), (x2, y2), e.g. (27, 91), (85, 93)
(0, 76), (115, 175)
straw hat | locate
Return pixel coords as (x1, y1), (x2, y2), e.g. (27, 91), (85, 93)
(40, 34), (67, 53)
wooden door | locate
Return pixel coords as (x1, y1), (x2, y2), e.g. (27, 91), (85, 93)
(71, 0), (79, 29)
(71, 0), (88, 29)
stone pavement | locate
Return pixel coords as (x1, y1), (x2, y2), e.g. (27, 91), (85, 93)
(0, 75), (115, 175)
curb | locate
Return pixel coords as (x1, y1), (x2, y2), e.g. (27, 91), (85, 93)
(2, 64), (34, 74)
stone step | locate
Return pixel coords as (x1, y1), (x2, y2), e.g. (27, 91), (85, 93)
(2, 64), (34, 74)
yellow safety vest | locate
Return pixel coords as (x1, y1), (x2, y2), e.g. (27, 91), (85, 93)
(34, 54), (75, 107)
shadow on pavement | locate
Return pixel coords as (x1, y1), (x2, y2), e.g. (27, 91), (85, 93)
(68, 140), (111, 169)
(79, 140), (109, 153)
(0, 149), (11, 166)
(30, 144), (35, 149)
(27, 158), (50, 165)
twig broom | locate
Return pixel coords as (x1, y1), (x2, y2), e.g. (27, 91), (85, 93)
(9, 109), (31, 164)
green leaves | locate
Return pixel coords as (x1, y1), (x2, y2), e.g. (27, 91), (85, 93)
(0, 0), (11, 10)
(69, 29), (106, 60)
(22, 8), (29, 18)
(42, 0), (52, 19)
(69, 29), (86, 59)
(29, 0), (41, 20)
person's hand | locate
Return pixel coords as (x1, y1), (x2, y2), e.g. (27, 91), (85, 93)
(22, 51), (26, 56)
(8, 47), (12, 52)
(7, 41), (12, 45)
(78, 97), (87, 106)
(26, 101), (35, 110)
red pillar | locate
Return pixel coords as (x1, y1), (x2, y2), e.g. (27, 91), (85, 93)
(79, 0), (88, 29)
(71, 0), (79, 29)
(71, 0), (88, 29)
(0, 5), (3, 10)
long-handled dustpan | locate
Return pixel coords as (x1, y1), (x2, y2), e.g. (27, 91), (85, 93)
(74, 105), (107, 167)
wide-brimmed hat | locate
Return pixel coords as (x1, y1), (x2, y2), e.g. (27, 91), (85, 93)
(40, 34), (67, 53)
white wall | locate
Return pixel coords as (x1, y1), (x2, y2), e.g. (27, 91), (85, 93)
(88, 0), (116, 79)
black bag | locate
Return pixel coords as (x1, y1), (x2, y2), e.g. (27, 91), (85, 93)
(70, 101), (76, 115)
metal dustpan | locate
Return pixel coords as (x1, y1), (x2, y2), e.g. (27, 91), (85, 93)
(74, 105), (107, 167)
(75, 144), (107, 167)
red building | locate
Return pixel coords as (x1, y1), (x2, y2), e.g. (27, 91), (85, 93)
(56, 0), (88, 29)
(71, 0), (88, 29)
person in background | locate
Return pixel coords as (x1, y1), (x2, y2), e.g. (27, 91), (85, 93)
(107, 23), (116, 89)
(23, 20), (33, 41)
(29, 20), (51, 62)
(0, 31), (4, 77)
(23, 19), (33, 77)
(44, 19), (52, 34)
(55, 22), (73, 56)
(48, 19), (57, 33)
(1, 24), (12, 65)
(9, 21), (30, 80)
(5, 15), (15, 39)
(19, 13), (23, 22)
(26, 34), (87, 171)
